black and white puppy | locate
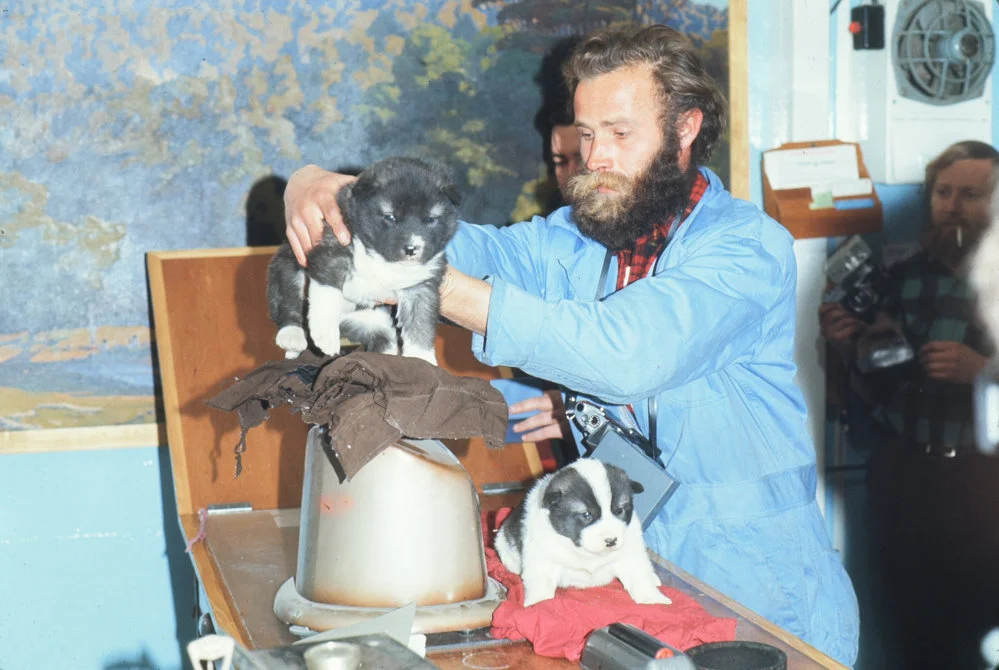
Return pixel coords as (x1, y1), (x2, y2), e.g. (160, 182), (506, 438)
(267, 157), (461, 365)
(495, 458), (671, 607)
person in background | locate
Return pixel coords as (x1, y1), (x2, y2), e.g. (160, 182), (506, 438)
(820, 140), (999, 669)
(285, 25), (859, 665)
(549, 117), (583, 202)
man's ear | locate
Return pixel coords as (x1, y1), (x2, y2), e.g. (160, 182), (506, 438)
(676, 108), (704, 154)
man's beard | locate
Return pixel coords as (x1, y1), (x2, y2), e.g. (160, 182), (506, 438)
(925, 220), (986, 270)
(565, 126), (697, 251)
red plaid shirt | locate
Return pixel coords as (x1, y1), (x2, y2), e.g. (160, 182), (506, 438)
(614, 172), (708, 290)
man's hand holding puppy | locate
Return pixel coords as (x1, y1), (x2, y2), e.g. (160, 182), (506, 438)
(285, 165), (492, 337)
(284, 165), (356, 265)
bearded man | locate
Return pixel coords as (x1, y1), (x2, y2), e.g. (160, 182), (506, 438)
(820, 140), (999, 670)
(284, 25), (859, 665)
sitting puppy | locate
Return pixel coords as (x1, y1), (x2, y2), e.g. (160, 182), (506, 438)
(267, 157), (461, 365)
(495, 458), (671, 607)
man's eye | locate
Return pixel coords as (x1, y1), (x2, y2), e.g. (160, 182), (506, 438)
(383, 213), (396, 223)
(615, 131), (629, 139)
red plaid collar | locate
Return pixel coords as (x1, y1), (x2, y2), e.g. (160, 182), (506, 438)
(614, 172), (708, 290)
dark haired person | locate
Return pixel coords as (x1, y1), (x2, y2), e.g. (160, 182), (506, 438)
(285, 25), (859, 664)
(820, 140), (999, 669)
(536, 36), (585, 209)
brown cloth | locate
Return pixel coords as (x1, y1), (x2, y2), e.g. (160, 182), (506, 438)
(206, 351), (509, 480)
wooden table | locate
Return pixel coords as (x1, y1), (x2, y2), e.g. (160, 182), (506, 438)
(184, 509), (847, 669)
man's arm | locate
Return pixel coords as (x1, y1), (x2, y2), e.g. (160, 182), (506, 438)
(439, 266), (491, 336)
(471, 231), (791, 406)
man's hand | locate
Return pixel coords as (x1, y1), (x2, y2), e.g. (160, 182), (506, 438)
(284, 165), (357, 266)
(509, 390), (570, 442)
(919, 340), (988, 384)
(819, 302), (863, 359)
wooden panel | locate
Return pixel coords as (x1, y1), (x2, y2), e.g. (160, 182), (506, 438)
(147, 247), (540, 517)
(148, 247), (308, 515)
(728, 0), (750, 201)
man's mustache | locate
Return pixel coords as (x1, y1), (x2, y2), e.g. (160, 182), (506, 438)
(569, 170), (634, 194)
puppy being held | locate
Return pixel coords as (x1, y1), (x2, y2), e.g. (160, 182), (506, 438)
(495, 458), (671, 607)
(267, 157), (460, 365)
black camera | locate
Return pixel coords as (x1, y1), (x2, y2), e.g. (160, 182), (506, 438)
(565, 396), (678, 529)
(824, 235), (896, 323)
(824, 236), (914, 371)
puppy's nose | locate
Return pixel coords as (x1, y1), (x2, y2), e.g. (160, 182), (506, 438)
(604, 537), (618, 548)
(404, 245), (419, 257)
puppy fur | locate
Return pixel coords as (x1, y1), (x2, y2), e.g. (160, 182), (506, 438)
(495, 458), (671, 607)
(267, 157), (461, 365)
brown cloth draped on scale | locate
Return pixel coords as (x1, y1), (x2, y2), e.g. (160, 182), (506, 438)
(206, 351), (509, 480)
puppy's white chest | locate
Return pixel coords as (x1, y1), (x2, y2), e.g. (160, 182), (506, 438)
(343, 240), (439, 303)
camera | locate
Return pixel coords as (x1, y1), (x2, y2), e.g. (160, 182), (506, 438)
(565, 396), (678, 529)
(824, 235), (915, 371)
(824, 235), (895, 323)
(567, 397), (661, 461)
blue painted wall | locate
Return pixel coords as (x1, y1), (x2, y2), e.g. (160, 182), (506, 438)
(0, 446), (196, 670)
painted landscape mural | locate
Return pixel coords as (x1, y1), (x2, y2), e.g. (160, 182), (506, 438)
(0, 0), (729, 431)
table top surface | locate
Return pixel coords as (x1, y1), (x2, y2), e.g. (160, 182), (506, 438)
(185, 509), (846, 669)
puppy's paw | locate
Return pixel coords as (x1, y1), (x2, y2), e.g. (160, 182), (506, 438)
(630, 587), (672, 606)
(311, 327), (342, 357)
(402, 345), (437, 366)
(275, 325), (307, 358)
(521, 573), (557, 607)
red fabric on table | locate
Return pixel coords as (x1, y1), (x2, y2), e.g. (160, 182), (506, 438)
(481, 509), (737, 662)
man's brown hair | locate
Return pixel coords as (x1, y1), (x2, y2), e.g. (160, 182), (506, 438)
(924, 140), (999, 208)
(562, 24), (727, 166)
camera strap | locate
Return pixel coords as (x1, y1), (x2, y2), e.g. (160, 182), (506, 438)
(596, 249), (658, 447)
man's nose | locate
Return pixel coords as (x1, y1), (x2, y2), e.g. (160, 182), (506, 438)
(585, 137), (613, 172)
(940, 194), (961, 214)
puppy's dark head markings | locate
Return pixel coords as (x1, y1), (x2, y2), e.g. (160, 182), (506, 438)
(542, 460), (641, 553)
(338, 157), (461, 264)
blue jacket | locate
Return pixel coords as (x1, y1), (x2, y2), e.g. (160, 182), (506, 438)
(446, 168), (859, 666)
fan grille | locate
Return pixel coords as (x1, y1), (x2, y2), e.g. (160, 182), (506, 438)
(894, 0), (995, 105)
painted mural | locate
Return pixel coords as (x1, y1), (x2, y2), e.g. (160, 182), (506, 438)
(0, 0), (729, 431)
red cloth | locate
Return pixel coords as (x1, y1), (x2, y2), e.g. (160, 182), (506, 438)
(482, 508), (737, 661)
(614, 171), (709, 289)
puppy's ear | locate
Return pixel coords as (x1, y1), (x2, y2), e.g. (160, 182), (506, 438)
(630, 480), (645, 494)
(542, 488), (562, 509)
(442, 183), (462, 207)
(335, 182), (358, 226)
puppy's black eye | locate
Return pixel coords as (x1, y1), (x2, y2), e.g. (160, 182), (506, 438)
(383, 213), (396, 224)
(423, 216), (438, 225)
(579, 511), (593, 522)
